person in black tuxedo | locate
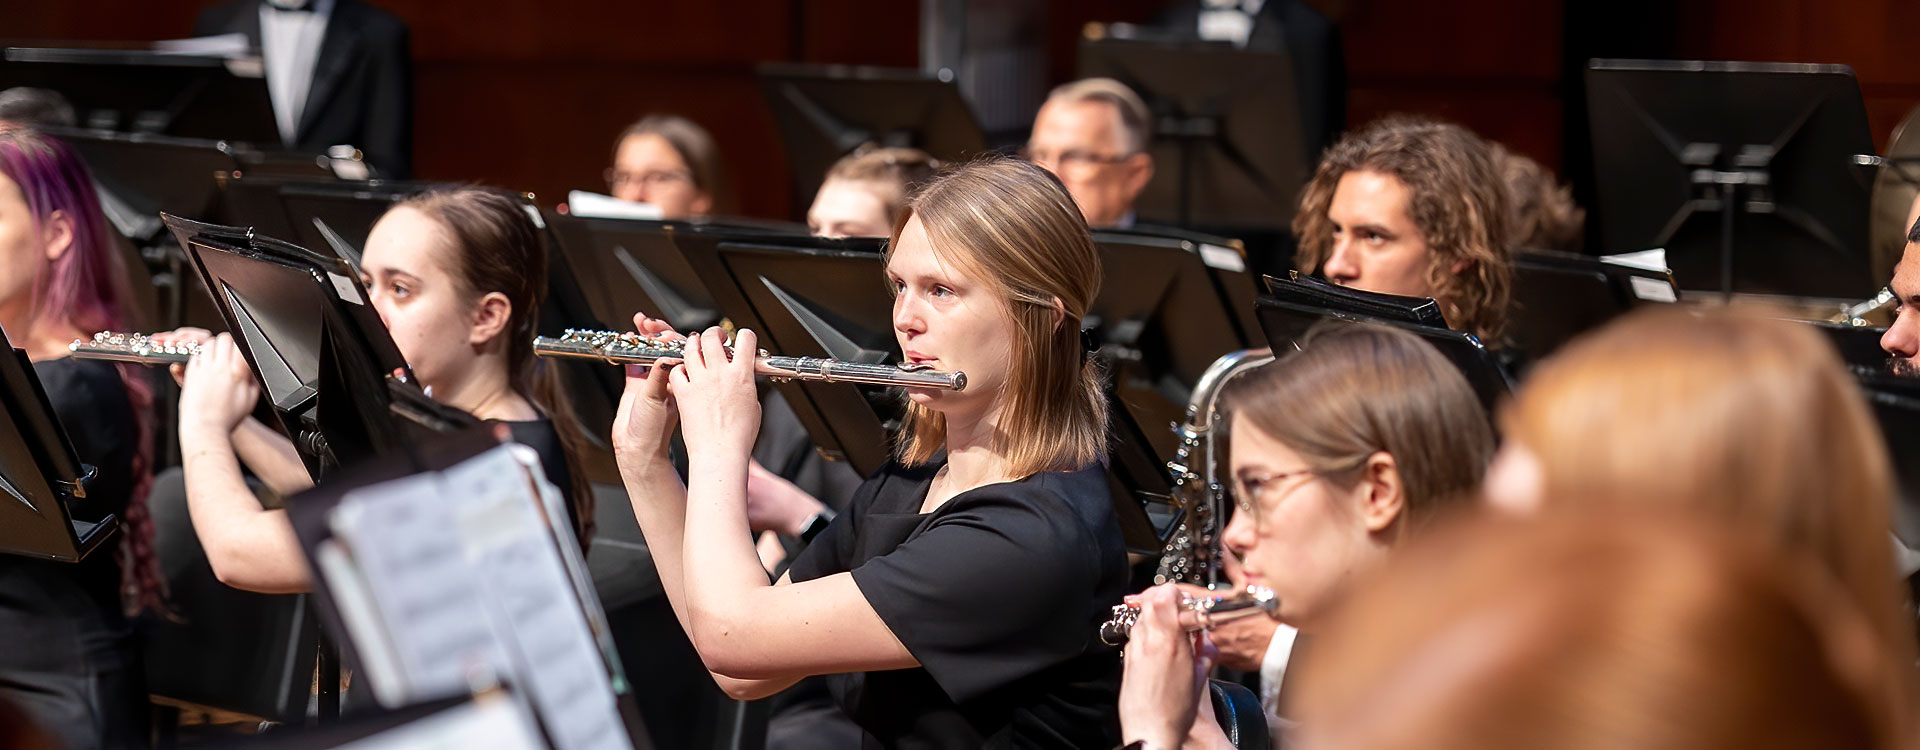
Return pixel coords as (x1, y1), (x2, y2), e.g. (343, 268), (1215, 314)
(194, 0), (413, 178)
(1155, 0), (1346, 159)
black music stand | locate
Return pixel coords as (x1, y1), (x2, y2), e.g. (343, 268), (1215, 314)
(1084, 230), (1262, 461)
(1508, 249), (1680, 362)
(163, 214), (450, 480)
(38, 126), (241, 239)
(543, 214), (731, 336)
(1258, 275), (1513, 413)
(0, 46), (279, 143)
(669, 231), (1168, 552)
(1586, 60), (1878, 299)
(0, 329), (112, 563)
(757, 63), (990, 218)
(1078, 32), (1310, 231)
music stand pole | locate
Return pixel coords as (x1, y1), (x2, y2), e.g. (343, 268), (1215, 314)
(317, 633), (340, 722)
(1721, 179), (1736, 303)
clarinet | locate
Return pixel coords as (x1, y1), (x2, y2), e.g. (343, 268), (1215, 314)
(533, 329), (968, 391)
(68, 332), (204, 365)
(1099, 586), (1280, 647)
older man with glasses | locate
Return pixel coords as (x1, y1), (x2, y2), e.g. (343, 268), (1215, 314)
(1024, 78), (1156, 229)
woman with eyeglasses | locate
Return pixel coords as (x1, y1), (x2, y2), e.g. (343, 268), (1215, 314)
(1117, 323), (1495, 749)
(605, 113), (728, 219)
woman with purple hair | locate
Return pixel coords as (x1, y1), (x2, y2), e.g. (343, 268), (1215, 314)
(0, 125), (160, 748)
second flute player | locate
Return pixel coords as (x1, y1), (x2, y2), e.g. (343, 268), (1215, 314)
(614, 158), (1128, 749)
(1117, 323), (1497, 750)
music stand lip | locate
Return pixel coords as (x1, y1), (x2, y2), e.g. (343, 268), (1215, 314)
(757, 61), (947, 82)
(1589, 58), (1857, 77)
(36, 123), (244, 153)
(3, 46), (241, 68)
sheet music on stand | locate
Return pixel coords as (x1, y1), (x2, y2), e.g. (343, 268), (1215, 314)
(288, 433), (641, 750)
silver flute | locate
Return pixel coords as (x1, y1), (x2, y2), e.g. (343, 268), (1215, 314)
(533, 329), (967, 391)
(1100, 586), (1279, 646)
(69, 332), (204, 365)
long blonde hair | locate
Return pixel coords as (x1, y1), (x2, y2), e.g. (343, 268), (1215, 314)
(1502, 306), (1911, 663)
(889, 158), (1108, 477)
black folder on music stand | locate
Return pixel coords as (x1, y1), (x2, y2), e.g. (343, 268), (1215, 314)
(1258, 274), (1514, 413)
(163, 214), (471, 480)
(1508, 249), (1680, 362)
(757, 63), (990, 217)
(669, 231), (1169, 551)
(0, 46), (279, 143)
(0, 328), (113, 563)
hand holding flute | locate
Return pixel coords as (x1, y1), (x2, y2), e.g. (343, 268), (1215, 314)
(535, 328), (967, 391)
(1101, 585), (1279, 647)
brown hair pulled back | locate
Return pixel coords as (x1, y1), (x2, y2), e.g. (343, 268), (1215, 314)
(396, 186), (595, 544)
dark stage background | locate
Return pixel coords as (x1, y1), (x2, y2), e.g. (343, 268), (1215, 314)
(9, 0), (1918, 223)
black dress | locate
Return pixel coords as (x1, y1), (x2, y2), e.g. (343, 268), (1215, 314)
(785, 457), (1128, 749)
(0, 358), (147, 748)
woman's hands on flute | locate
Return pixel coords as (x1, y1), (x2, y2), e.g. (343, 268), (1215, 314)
(613, 313), (685, 472)
(669, 326), (762, 462)
(151, 326), (215, 387)
(1119, 583), (1216, 750)
(178, 333), (260, 445)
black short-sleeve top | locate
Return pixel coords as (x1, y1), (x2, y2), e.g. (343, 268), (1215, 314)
(785, 457), (1128, 749)
(0, 358), (138, 665)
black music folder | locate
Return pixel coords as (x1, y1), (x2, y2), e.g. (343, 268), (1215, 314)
(0, 326), (112, 562)
(163, 214), (473, 482)
(1259, 274), (1514, 413)
(1508, 249), (1681, 363)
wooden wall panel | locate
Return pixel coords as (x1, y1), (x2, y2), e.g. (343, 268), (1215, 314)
(9, 0), (1915, 221)
(1674, 0), (1920, 150)
(1337, 0), (1564, 170)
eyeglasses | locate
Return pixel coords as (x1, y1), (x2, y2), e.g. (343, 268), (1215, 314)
(1231, 469), (1317, 523)
(1019, 146), (1133, 173)
(604, 167), (693, 193)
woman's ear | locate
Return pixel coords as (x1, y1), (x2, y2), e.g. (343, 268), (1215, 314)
(469, 291), (513, 347)
(691, 191), (714, 217)
(1358, 451), (1406, 533)
(41, 209), (74, 262)
(1050, 296), (1067, 332)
